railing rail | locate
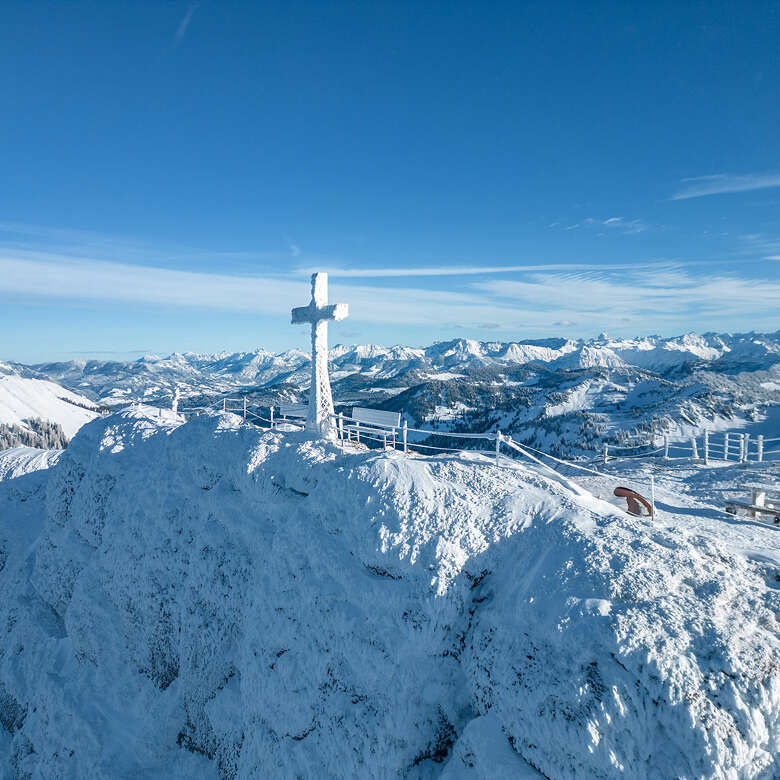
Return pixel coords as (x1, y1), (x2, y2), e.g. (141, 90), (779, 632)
(174, 397), (779, 467)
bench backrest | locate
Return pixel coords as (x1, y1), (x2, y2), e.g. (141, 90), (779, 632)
(279, 403), (308, 419)
(350, 407), (401, 429)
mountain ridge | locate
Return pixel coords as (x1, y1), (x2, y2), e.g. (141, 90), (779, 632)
(4, 330), (779, 458)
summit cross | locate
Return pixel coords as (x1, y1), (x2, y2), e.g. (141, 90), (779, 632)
(291, 272), (348, 436)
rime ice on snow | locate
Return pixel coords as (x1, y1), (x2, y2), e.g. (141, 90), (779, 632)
(291, 272), (348, 435)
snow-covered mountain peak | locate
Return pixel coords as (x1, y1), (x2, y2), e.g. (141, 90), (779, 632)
(1, 409), (777, 777)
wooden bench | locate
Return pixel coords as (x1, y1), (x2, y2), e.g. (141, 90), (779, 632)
(343, 407), (401, 448)
(725, 486), (780, 523)
(278, 403), (307, 426)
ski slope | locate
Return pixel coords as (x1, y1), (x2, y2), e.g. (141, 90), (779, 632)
(0, 409), (778, 778)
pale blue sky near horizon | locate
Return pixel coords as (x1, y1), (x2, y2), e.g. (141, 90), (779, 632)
(1, 1), (779, 363)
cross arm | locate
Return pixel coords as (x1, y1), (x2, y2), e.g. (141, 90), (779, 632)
(291, 302), (349, 324)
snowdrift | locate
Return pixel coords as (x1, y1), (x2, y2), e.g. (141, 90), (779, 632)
(0, 410), (778, 778)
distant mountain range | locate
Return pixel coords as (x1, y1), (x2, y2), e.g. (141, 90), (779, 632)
(4, 330), (780, 456)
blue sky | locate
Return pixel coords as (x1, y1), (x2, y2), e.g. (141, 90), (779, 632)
(1, 1), (779, 362)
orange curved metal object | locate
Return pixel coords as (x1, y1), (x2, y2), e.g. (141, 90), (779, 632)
(613, 486), (654, 517)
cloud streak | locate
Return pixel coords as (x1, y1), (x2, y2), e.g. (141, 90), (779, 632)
(671, 173), (780, 200)
(175, 3), (200, 42)
(550, 217), (650, 235)
(1, 251), (779, 338)
(309, 261), (671, 278)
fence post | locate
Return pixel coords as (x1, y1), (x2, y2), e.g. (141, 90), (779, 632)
(757, 434), (764, 463)
(403, 420), (408, 455)
(663, 435), (669, 460)
(744, 433), (750, 463)
(650, 474), (655, 517)
(739, 433), (746, 463)
(243, 398), (247, 421)
(724, 432), (729, 461)
(690, 436), (699, 460)
(495, 430), (502, 466)
(603, 443), (609, 464)
(270, 406), (275, 429)
(703, 429), (709, 465)
(338, 412), (344, 441)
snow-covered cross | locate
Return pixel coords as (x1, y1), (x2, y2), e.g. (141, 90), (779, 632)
(291, 272), (348, 436)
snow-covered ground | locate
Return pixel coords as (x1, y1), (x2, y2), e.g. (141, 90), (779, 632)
(0, 375), (100, 438)
(0, 446), (62, 481)
(1, 408), (778, 778)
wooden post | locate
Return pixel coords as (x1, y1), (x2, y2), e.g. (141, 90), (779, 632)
(724, 432), (729, 461)
(495, 430), (502, 466)
(222, 398), (227, 412)
(243, 398), (247, 421)
(338, 412), (344, 442)
(690, 436), (698, 460)
(603, 443), (609, 464)
(703, 429), (709, 465)
(757, 434), (764, 462)
(663, 435), (669, 460)
(356, 421), (360, 444)
(744, 433), (750, 463)
(739, 433), (746, 463)
(403, 420), (408, 454)
(270, 406), (275, 429)
(650, 474), (655, 517)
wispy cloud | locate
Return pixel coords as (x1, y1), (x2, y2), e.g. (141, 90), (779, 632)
(307, 261), (666, 278)
(671, 173), (780, 200)
(175, 2), (200, 43)
(0, 253), (297, 315)
(599, 216), (648, 234)
(0, 221), (287, 270)
(2, 251), (778, 337)
(551, 216), (649, 235)
(1, 224), (775, 340)
(0, 252), (528, 328)
(474, 269), (780, 325)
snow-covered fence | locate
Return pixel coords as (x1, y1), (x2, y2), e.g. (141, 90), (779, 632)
(182, 397), (780, 471)
(654, 429), (777, 464)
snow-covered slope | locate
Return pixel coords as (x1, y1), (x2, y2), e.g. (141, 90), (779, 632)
(1, 409), (777, 778)
(0, 446), (62, 481)
(0, 375), (100, 439)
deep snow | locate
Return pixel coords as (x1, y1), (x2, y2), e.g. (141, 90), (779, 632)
(0, 409), (778, 778)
